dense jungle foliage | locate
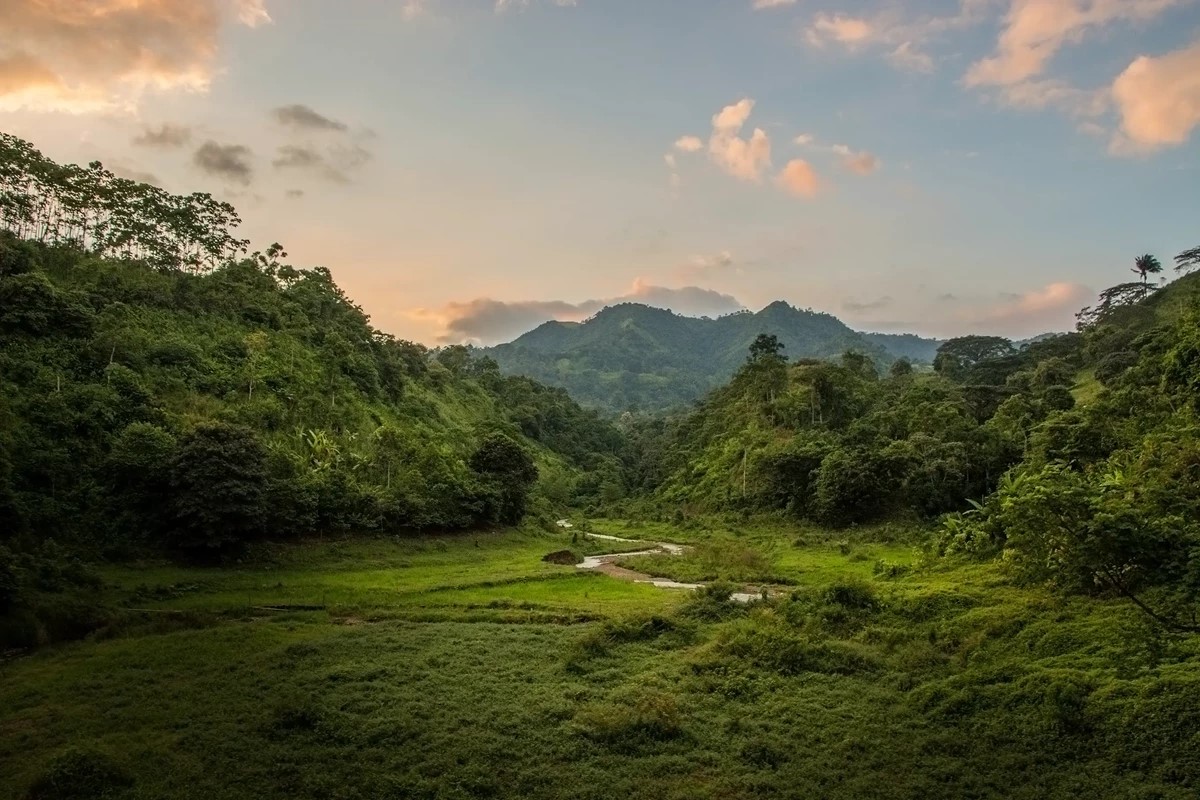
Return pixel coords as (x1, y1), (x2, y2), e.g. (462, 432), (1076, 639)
(634, 254), (1200, 632)
(0, 135), (625, 599)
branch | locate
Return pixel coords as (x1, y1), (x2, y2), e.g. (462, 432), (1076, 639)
(1098, 566), (1200, 634)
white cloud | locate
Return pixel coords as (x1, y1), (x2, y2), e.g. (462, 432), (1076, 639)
(752, 0), (797, 9)
(674, 135), (703, 152)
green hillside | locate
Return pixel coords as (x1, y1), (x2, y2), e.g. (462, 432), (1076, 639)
(0, 133), (624, 592)
(486, 301), (941, 412)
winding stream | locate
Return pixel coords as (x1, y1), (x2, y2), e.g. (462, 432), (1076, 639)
(575, 533), (762, 603)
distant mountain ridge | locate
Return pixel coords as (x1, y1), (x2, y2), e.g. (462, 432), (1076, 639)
(483, 301), (942, 412)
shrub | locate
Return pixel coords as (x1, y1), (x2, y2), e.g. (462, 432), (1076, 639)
(823, 580), (880, 611)
(575, 688), (682, 748)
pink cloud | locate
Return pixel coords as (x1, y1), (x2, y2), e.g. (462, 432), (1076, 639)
(1111, 37), (1200, 153)
(966, 0), (1185, 87)
(776, 159), (822, 198)
(707, 98), (772, 182)
(806, 14), (873, 47)
(961, 281), (1093, 335)
(0, 0), (272, 114)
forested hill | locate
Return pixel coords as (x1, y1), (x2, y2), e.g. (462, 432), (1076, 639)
(0, 133), (625, 562)
(485, 301), (942, 411)
(629, 253), (1200, 631)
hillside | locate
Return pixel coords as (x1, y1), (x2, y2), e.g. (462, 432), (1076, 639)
(485, 301), (941, 411)
(0, 134), (626, 574)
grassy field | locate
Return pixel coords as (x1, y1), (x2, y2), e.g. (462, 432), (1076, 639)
(2, 521), (1199, 799)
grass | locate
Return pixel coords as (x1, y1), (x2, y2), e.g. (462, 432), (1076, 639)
(2, 520), (1199, 799)
(1072, 368), (1104, 405)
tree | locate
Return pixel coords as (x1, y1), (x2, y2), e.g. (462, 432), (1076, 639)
(1132, 253), (1163, 285)
(1075, 282), (1155, 330)
(933, 336), (1016, 381)
(1175, 245), (1200, 274)
(747, 333), (785, 363)
(469, 432), (538, 525)
(167, 423), (269, 554)
(889, 358), (914, 378)
(107, 423), (176, 534)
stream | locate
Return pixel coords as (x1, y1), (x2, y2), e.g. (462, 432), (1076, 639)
(575, 533), (762, 603)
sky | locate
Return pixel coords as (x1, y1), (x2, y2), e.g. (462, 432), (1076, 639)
(1, 0), (1198, 345)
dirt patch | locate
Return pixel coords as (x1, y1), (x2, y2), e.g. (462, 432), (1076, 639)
(542, 550), (581, 565)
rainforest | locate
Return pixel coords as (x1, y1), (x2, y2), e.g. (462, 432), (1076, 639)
(2, 133), (1200, 800)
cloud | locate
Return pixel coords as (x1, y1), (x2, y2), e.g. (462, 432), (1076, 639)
(272, 143), (371, 183)
(495, 0), (579, 11)
(235, 0), (272, 26)
(843, 296), (893, 312)
(676, 251), (738, 281)
(0, 0), (271, 114)
(132, 123), (193, 148)
(831, 144), (881, 175)
(1111, 37), (1200, 153)
(806, 14), (873, 47)
(793, 133), (815, 146)
(993, 78), (1109, 118)
(674, 135), (703, 152)
(776, 159), (822, 198)
(272, 103), (349, 132)
(962, 281), (1093, 335)
(111, 164), (161, 186)
(888, 41), (935, 73)
(415, 279), (745, 344)
(193, 141), (253, 185)
(707, 98), (772, 182)
(965, 0), (1184, 88)
(753, 0), (797, 9)
(802, 1), (992, 72)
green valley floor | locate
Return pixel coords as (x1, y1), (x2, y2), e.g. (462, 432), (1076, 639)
(2, 521), (1198, 799)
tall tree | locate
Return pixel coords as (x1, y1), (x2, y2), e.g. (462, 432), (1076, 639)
(1132, 253), (1163, 285)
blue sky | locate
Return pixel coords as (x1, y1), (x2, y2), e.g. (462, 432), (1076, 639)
(2, 0), (1199, 343)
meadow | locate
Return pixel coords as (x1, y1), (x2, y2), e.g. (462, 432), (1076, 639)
(3, 521), (1198, 800)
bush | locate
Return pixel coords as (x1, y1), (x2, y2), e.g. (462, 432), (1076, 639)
(166, 422), (269, 555)
(824, 580), (880, 611)
(575, 688), (682, 749)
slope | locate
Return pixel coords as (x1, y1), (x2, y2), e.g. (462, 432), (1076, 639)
(486, 301), (940, 411)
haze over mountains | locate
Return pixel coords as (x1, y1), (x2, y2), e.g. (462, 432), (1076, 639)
(484, 301), (943, 412)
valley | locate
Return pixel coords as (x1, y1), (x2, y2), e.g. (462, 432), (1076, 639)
(6, 522), (1195, 800)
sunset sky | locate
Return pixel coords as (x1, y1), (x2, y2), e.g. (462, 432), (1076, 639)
(2, 0), (1198, 344)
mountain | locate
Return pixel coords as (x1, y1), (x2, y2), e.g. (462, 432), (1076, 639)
(484, 301), (941, 412)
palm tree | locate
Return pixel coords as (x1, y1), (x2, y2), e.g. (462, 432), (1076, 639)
(1132, 253), (1163, 285)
